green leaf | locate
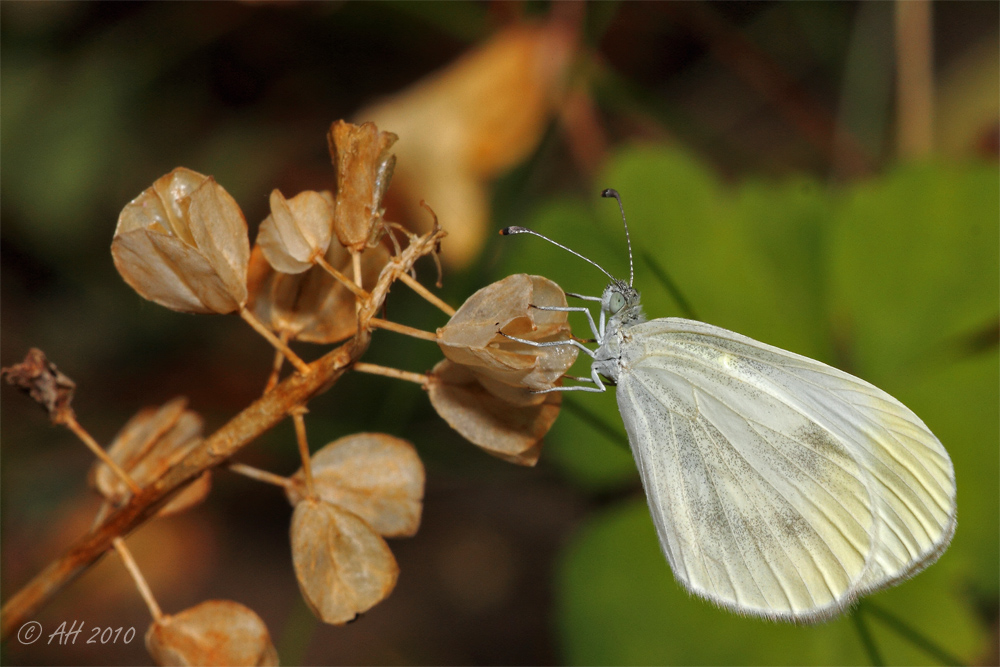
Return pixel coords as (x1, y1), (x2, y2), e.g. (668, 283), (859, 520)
(557, 500), (986, 666)
(828, 162), (1000, 384)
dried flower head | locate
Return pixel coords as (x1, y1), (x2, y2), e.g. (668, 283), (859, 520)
(286, 433), (424, 538)
(438, 273), (578, 405)
(90, 397), (210, 516)
(145, 600), (278, 666)
(112, 168), (250, 314)
(1, 348), (76, 424)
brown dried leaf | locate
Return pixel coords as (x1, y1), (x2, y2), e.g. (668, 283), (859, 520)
(360, 22), (575, 267)
(290, 497), (399, 625)
(1, 348), (76, 424)
(438, 273), (577, 405)
(90, 397), (210, 516)
(427, 359), (561, 466)
(286, 433), (424, 538)
(328, 120), (398, 252)
(145, 599), (278, 666)
(247, 239), (391, 344)
(257, 189), (335, 274)
(112, 168), (250, 314)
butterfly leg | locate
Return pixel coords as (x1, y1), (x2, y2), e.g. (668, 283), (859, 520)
(531, 365), (609, 394)
(530, 303), (601, 340)
(499, 331), (598, 359)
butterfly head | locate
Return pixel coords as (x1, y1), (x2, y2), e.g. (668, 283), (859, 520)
(602, 279), (645, 334)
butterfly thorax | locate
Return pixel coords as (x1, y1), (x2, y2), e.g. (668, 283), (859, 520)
(593, 281), (645, 383)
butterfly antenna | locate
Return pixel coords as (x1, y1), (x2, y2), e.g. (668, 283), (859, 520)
(601, 188), (634, 287)
(500, 226), (616, 283)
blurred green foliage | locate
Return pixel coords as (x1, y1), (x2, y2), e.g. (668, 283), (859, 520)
(498, 146), (997, 664)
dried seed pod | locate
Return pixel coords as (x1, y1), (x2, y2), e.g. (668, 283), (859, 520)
(286, 433), (424, 538)
(257, 189), (335, 274)
(145, 600), (278, 666)
(427, 359), (560, 466)
(112, 168), (250, 314)
(90, 397), (210, 516)
(360, 22), (575, 267)
(328, 120), (398, 252)
(438, 273), (577, 405)
(290, 497), (399, 625)
(246, 240), (391, 344)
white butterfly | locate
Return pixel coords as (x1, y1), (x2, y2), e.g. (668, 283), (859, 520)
(501, 189), (956, 622)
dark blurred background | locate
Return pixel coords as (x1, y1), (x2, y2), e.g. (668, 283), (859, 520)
(2, 2), (997, 665)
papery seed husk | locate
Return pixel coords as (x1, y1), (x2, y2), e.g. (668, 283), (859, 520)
(290, 498), (399, 625)
(145, 599), (278, 666)
(285, 433), (424, 538)
(258, 189), (335, 274)
(328, 120), (398, 252)
(427, 359), (559, 466)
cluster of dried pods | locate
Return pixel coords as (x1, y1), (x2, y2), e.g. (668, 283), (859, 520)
(2, 119), (578, 665)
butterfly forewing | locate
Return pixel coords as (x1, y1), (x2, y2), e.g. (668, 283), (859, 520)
(614, 317), (957, 621)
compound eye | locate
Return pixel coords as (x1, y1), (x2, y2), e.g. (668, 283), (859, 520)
(609, 291), (626, 314)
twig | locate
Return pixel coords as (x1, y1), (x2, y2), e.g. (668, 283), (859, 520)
(0, 224), (446, 640)
(369, 317), (440, 342)
(227, 463), (292, 489)
(352, 362), (429, 387)
(264, 330), (292, 393)
(290, 407), (315, 498)
(314, 255), (370, 300)
(64, 414), (142, 496)
(113, 537), (162, 622)
(397, 272), (456, 317)
(239, 308), (311, 375)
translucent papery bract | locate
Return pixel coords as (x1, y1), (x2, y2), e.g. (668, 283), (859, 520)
(285, 433), (424, 538)
(257, 189), (335, 274)
(90, 397), (211, 517)
(327, 120), (398, 252)
(246, 240), (391, 344)
(145, 600), (278, 667)
(290, 497), (399, 625)
(112, 167), (250, 314)
(427, 359), (559, 466)
(438, 273), (578, 406)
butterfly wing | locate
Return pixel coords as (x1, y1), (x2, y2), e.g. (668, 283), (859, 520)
(614, 317), (956, 622)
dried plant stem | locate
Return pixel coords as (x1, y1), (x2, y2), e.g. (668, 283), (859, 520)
(290, 407), (315, 498)
(895, 0), (934, 159)
(64, 413), (141, 495)
(0, 224), (446, 640)
(352, 362), (429, 387)
(264, 331), (292, 393)
(397, 272), (456, 317)
(239, 308), (311, 374)
(352, 251), (364, 293)
(314, 255), (369, 300)
(369, 317), (439, 342)
(227, 463), (292, 489)
(113, 537), (162, 622)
